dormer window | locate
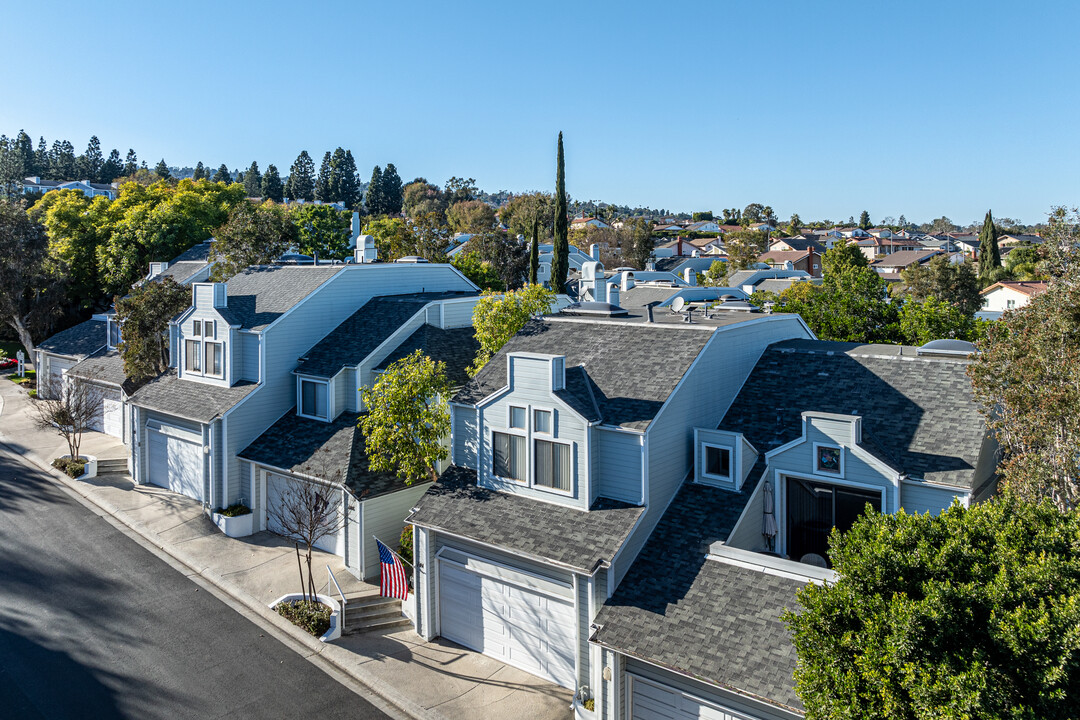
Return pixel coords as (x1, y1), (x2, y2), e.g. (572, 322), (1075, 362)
(490, 404), (571, 494)
(184, 318), (225, 379)
(703, 445), (731, 481)
(299, 378), (328, 420)
(534, 439), (570, 491)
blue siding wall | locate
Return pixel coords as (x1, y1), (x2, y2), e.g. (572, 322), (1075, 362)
(615, 316), (811, 586)
(452, 404), (479, 467)
(594, 428), (643, 505)
(901, 481), (966, 515)
(222, 265), (476, 510)
(240, 332), (260, 381)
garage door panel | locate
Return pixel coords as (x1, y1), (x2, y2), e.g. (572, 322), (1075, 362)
(147, 426), (201, 501)
(630, 676), (751, 720)
(439, 559), (576, 689)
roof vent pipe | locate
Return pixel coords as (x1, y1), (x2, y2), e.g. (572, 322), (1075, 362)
(645, 301), (659, 323)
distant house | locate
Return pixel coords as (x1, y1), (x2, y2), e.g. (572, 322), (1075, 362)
(757, 249), (821, 278)
(748, 222), (776, 233)
(998, 233), (1043, 248)
(856, 236), (923, 261)
(684, 220), (721, 233)
(869, 249), (945, 282)
(727, 268), (814, 295)
(22, 177), (118, 200)
(769, 236), (825, 254)
(658, 236), (725, 257)
(867, 227), (893, 238)
(570, 216), (610, 231)
(979, 280), (1047, 320)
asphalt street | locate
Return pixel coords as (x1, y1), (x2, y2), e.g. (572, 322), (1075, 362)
(0, 446), (393, 720)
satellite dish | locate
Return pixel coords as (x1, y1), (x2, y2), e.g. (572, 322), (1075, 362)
(671, 296), (686, 313)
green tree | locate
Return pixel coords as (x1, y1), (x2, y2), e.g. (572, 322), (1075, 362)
(499, 191), (554, 238)
(820, 237), (868, 274)
(113, 277), (191, 382)
(212, 164), (231, 184)
(742, 203), (767, 224)
(624, 218), (654, 271)
(365, 216), (411, 261)
(897, 255), (982, 316)
(969, 276), (1080, 510)
(33, 189), (109, 309)
(366, 165), (385, 215)
(328, 148), (360, 208)
(243, 161), (262, 197)
(382, 163), (403, 215)
(0, 198), (65, 357)
(446, 199), (496, 234)
(79, 136), (104, 181)
(34, 136), (48, 177)
(529, 215), (540, 284)
(100, 148), (123, 183)
(469, 284), (556, 374)
(96, 179), (246, 296)
(154, 159), (171, 180)
(123, 149), (138, 177)
(898, 295), (978, 345)
(192, 161), (207, 181)
(283, 150), (316, 202)
(293, 204), (351, 260)
(49, 140), (77, 180)
(723, 229), (769, 272)
(360, 350), (451, 485)
(551, 132), (569, 292)
(444, 176), (478, 206)
(858, 209), (871, 230)
(452, 250), (503, 291)
(978, 210), (1001, 282)
(261, 164), (283, 203)
(464, 230), (528, 290)
(702, 260), (727, 286)
(314, 151), (332, 202)
(787, 213), (802, 235)
(784, 494), (1080, 720)
(402, 179), (446, 219)
(210, 201), (297, 281)
(691, 211), (713, 222)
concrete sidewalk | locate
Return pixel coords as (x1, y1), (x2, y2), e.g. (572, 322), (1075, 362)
(0, 377), (572, 720)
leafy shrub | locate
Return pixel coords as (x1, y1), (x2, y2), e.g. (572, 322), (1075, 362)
(399, 525), (414, 565)
(218, 503), (251, 517)
(52, 457), (85, 478)
(276, 599), (331, 637)
(28, 389), (37, 399)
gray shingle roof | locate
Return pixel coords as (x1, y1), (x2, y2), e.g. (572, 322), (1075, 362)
(66, 349), (134, 392)
(296, 292), (477, 379)
(155, 261), (209, 285)
(128, 370), (258, 423)
(408, 466), (645, 573)
(454, 318), (713, 431)
(375, 325), (480, 388)
(224, 265), (342, 331)
(719, 339), (985, 487)
(238, 411), (413, 501)
(167, 241), (213, 263)
(593, 483), (804, 713)
(870, 249), (940, 268)
(37, 319), (106, 358)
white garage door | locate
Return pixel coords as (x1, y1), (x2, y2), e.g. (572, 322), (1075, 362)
(87, 387), (122, 437)
(439, 559), (576, 689)
(629, 675), (754, 720)
(45, 356), (76, 399)
(265, 472), (345, 556)
(147, 426), (202, 500)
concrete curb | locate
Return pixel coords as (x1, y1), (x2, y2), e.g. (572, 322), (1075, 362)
(0, 390), (440, 720)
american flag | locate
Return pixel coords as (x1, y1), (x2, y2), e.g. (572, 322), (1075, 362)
(377, 538), (409, 600)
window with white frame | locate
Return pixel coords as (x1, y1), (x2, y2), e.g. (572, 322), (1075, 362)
(701, 443), (732, 482)
(533, 409), (551, 434)
(185, 339), (201, 372)
(493, 431), (526, 482)
(509, 405), (526, 429)
(300, 379), (328, 420)
(204, 342), (223, 377)
(534, 438), (570, 491)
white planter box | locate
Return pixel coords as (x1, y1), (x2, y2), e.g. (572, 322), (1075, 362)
(59, 454), (97, 479)
(572, 698), (596, 720)
(270, 593), (341, 642)
(213, 510), (254, 538)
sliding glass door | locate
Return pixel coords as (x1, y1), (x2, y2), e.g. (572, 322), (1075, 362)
(786, 477), (882, 565)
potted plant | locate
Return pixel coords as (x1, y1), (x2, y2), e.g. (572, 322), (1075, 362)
(212, 502), (254, 538)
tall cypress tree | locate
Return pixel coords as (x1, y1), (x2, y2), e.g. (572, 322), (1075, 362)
(123, 149), (138, 176)
(13, 131), (34, 177)
(529, 214), (540, 285)
(328, 149), (360, 208)
(154, 159), (171, 179)
(79, 136), (104, 180)
(366, 165), (384, 215)
(34, 137), (48, 177)
(551, 132), (569, 292)
(192, 161), (206, 180)
(244, 161), (262, 197)
(261, 164), (283, 202)
(382, 163), (403, 215)
(978, 210), (1001, 282)
(285, 150), (316, 201)
(315, 151), (332, 201)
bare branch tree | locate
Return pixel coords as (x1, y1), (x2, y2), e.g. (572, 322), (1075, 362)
(32, 374), (103, 460)
(267, 448), (345, 603)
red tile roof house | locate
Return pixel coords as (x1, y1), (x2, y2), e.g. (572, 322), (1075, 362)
(979, 280), (1048, 319)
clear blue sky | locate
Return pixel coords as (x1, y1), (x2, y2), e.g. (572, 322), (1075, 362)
(3, 0), (1078, 225)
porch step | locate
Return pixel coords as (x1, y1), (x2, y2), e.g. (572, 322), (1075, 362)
(96, 458), (128, 473)
(342, 594), (409, 634)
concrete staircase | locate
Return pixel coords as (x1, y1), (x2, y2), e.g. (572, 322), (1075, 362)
(96, 457), (129, 474)
(343, 593), (409, 634)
